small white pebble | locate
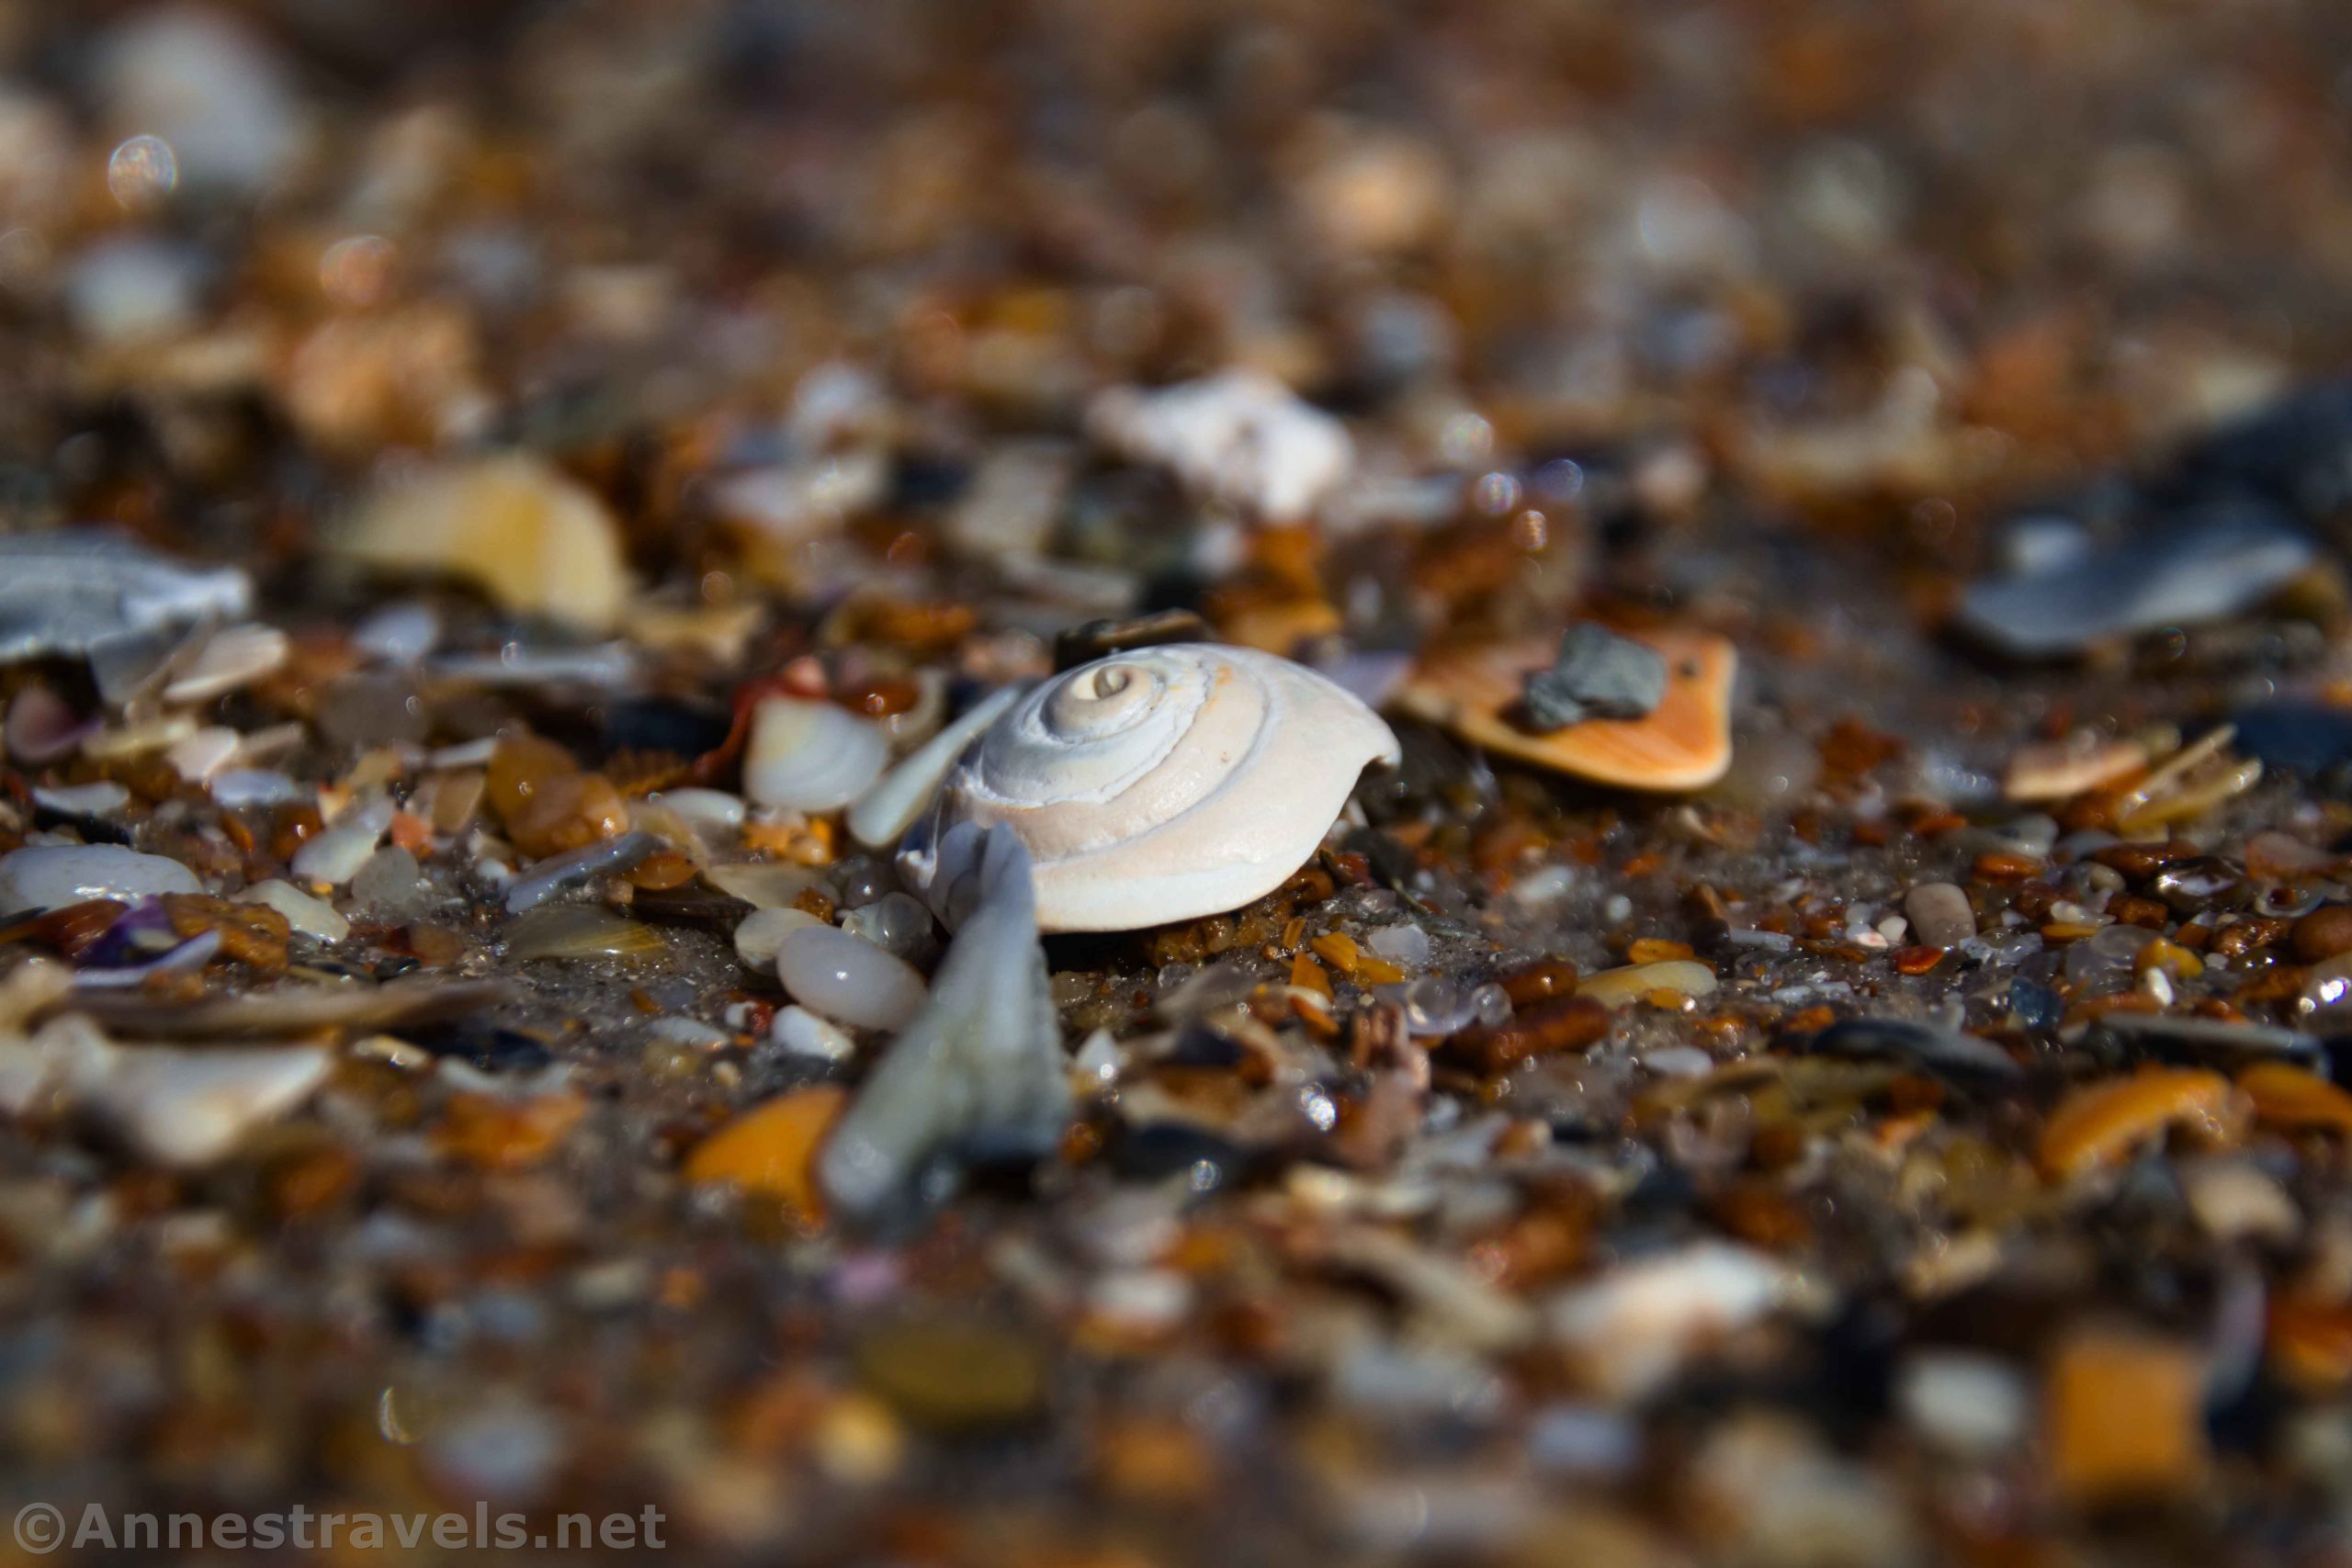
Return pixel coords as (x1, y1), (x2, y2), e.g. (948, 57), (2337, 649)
(236, 879), (350, 942)
(652, 787), (747, 833)
(167, 725), (241, 783)
(733, 907), (822, 971)
(773, 925), (926, 1032)
(1510, 863), (1576, 910)
(1895, 1352), (2029, 1455)
(1643, 1046), (1714, 1077)
(647, 1017), (731, 1050)
(31, 781), (130, 816)
(290, 795), (394, 886)
(1366, 922), (1432, 967)
(209, 768), (303, 807)
(770, 1004), (856, 1063)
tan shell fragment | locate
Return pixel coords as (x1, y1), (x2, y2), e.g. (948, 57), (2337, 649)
(334, 453), (630, 631)
(1396, 627), (1736, 791)
(898, 644), (1399, 933)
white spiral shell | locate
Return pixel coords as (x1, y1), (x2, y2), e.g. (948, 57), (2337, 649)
(897, 644), (1400, 933)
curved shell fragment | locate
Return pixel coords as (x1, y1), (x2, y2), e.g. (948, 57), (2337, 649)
(1396, 627), (1736, 792)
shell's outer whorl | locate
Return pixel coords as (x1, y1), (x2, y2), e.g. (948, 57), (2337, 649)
(899, 644), (1399, 933)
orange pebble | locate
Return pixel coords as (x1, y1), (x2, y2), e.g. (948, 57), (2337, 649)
(2037, 1068), (2245, 1180)
(1307, 932), (1361, 975)
(2238, 1062), (2352, 1134)
(435, 1091), (586, 1170)
(682, 1087), (848, 1217)
(1289, 952), (1332, 999)
(2043, 1327), (2209, 1506)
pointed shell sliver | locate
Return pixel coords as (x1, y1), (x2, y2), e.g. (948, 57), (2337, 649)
(1396, 628), (1736, 792)
(898, 644), (1399, 933)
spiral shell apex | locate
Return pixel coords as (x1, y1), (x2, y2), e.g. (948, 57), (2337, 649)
(897, 644), (1401, 933)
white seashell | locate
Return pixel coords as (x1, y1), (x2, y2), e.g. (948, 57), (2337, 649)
(741, 695), (891, 813)
(897, 644), (1399, 933)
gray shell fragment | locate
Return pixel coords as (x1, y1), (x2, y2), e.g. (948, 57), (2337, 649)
(820, 822), (1071, 1226)
(0, 529), (252, 663)
(1522, 623), (1668, 730)
(1955, 504), (2314, 658)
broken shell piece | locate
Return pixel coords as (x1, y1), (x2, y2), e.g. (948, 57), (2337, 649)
(847, 683), (1029, 851)
(744, 694), (892, 814)
(2005, 735), (2149, 803)
(236, 880), (349, 943)
(1396, 628), (1737, 792)
(821, 824), (1070, 1225)
(0, 844), (200, 917)
(82, 1043), (334, 1168)
(897, 644), (1400, 934)
(1956, 503), (2313, 658)
(160, 624), (289, 705)
(0, 529), (252, 664)
(1546, 1242), (1791, 1400)
(334, 453), (630, 632)
(1087, 369), (1353, 521)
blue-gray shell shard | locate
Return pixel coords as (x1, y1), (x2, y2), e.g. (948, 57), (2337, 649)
(0, 529), (253, 662)
(1955, 503), (2314, 659)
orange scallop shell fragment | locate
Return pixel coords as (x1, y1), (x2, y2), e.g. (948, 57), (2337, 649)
(1394, 627), (1737, 791)
(2037, 1067), (2247, 1181)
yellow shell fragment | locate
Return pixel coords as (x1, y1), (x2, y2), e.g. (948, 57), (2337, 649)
(1394, 628), (1737, 792)
(334, 453), (630, 631)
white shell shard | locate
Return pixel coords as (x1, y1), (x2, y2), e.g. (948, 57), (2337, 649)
(0, 529), (252, 664)
(820, 823), (1069, 1226)
(846, 682), (1030, 851)
(741, 694), (891, 813)
(897, 644), (1399, 934)
(1087, 369), (1353, 521)
(0, 843), (201, 917)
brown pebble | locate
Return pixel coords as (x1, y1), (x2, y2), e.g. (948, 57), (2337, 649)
(1442, 995), (1610, 1074)
(2292, 906), (2352, 964)
(1498, 958), (1579, 1008)
(2211, 916), (2290, 959)
(2089, 840), (2200, 882)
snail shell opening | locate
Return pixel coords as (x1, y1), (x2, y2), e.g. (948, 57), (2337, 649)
(898, 644), (1401, 933)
